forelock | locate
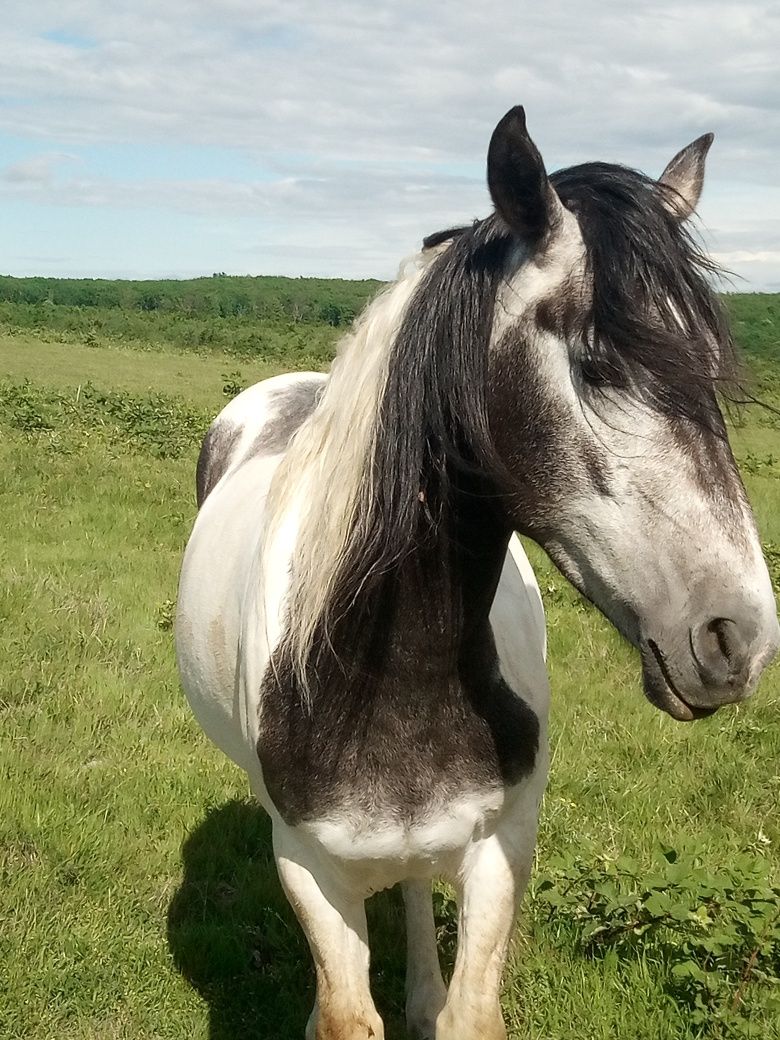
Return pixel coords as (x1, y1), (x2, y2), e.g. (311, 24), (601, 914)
(544, 161), (738, 426)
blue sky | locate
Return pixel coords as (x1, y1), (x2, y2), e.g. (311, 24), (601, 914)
(2, 1), (779, 286)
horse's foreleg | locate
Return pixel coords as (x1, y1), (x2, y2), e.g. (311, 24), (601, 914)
(402, 880), (447, 1040)
(436, 803), (539, 1040)
(274, 826), (384, 1040)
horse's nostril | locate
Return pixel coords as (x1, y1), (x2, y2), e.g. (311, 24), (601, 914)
(691, 616), (750, 688)
(708, 617), (738, 664)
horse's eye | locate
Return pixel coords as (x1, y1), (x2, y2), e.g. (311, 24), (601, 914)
(580, 358), (607, 387)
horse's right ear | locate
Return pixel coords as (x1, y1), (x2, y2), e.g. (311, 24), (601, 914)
(487, 106), (562, 243)
(658, 133), (714, 221)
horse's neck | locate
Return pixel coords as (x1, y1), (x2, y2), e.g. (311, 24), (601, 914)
(350, 480), (512, 684)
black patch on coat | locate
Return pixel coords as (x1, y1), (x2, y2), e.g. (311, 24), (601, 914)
(251, 379), (324, 456)
(196, 422), (242, 507)
(196, 379), (324, 508)
(258, 475), (539, 825)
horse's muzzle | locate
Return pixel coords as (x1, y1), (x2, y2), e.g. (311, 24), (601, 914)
(639, 611), (780, 721)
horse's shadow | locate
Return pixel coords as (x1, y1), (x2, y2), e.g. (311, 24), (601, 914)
(167, 800), (419, 1039)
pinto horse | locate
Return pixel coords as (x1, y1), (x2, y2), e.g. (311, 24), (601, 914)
(176, 107), (779, 1039)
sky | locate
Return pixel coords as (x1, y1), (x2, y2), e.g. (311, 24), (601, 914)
(2, 1), (779, 288)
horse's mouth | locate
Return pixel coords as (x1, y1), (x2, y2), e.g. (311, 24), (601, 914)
(641, 639), (718, 722)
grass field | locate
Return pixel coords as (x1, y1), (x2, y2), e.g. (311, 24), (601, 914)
(1, 285), (779, 1040)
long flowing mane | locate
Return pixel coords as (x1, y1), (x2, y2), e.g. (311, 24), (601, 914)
(265, 162), (739, 696)
(264, 217), (511, 692)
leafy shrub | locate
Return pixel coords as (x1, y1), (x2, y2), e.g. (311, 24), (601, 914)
(156, 598), (176, 631)
(0, 380), (210, 459)
(739, 453), (779, 477)
(221, 371), (246, 399)
(763, 543), (780, 593)
(533, 849), (780, 1035)
(2, 381), (55, 432)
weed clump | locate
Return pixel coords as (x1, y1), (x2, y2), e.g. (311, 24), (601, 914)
(534, 848), (780, 1035)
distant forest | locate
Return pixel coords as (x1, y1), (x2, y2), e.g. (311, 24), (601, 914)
(0, 273), (382, 328)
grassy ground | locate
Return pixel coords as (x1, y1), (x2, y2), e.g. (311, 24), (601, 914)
(0, 332), (282, 411)
(1, 309), (779, 1039)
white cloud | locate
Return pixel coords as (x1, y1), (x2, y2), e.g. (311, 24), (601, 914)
(1, 1), (779, 283)
(1, 152), (78, 186)
(4, 1), (779, 162)
(715, 250), (780, 265)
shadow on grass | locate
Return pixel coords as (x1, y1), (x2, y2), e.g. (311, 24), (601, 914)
(167, 799), (410, 1039)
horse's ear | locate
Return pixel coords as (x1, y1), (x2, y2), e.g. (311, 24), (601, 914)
(658, 133), (714, 220)
(487, 106), (562, 242)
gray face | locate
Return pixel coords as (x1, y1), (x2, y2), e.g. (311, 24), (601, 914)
(485, 107), (779, 720)
(494, 342), (777, 720)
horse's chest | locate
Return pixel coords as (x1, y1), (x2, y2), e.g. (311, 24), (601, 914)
(303, 786), (510, 887)
(256, 661), (540, 837)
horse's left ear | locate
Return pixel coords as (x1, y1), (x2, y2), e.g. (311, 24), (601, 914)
(658, 133), (714, 220)
(487, 106), (563, 243)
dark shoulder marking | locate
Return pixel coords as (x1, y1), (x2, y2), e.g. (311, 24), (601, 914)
(251, 378), (324, 457)
(195, 422), (242, 507)
(257, 483), (539, 827)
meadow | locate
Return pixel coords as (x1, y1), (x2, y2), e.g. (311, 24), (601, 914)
(1, 278), (779, 1040)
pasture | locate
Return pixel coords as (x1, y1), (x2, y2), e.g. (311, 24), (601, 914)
(1, 282), (779, 1039)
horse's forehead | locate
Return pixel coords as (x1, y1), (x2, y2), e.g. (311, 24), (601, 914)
(494, 208), (587, 338)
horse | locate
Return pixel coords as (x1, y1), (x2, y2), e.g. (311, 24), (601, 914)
(175, 106), (780, 1040)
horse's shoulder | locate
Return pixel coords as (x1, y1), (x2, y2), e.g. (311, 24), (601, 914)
(196, 371), (326, 507)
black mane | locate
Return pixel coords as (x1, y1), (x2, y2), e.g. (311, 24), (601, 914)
(319, 217), (511, 640)
(550, 162), (738, 424)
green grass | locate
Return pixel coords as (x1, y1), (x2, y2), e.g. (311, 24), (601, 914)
(0, 333), (282, 411)
(1, 297), (779, 1040)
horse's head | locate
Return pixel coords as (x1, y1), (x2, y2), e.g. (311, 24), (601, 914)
(483, 106), (779, 719)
